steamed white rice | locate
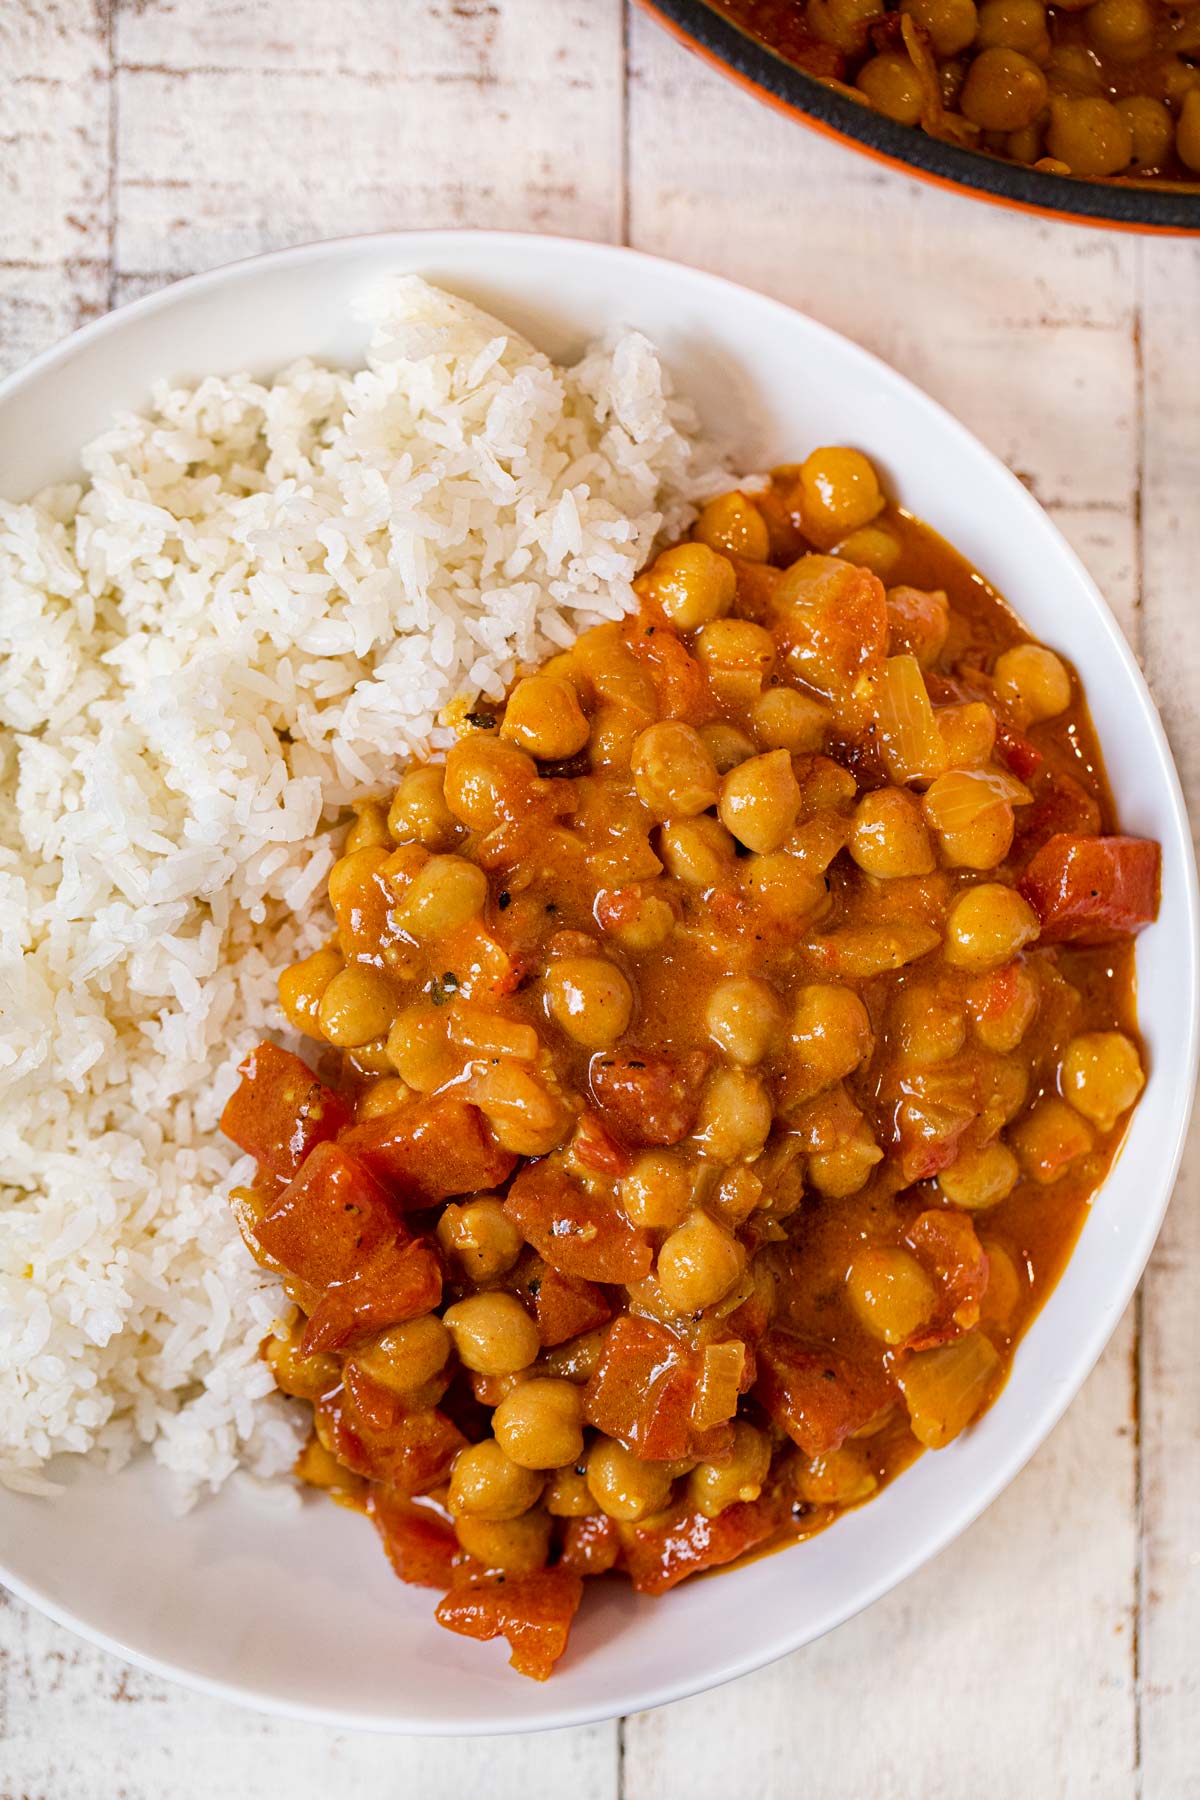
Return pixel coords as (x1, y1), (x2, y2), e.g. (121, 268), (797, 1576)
(0, 276), (724, 1501)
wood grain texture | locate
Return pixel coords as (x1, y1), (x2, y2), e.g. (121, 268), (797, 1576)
(1, 1), (1197, 1794)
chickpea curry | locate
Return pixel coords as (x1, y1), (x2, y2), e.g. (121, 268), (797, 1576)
(712, 0), (1200, 183)
(221, 449), (1160, 1682)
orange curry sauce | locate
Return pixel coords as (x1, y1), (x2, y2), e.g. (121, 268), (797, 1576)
(221, 458), (1159, 1680)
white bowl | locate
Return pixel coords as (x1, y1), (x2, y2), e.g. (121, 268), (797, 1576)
(1, 231), (1196, 1734)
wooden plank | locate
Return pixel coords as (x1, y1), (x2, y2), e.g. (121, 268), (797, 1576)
(112, 0), (624, 301)
(1136, 239), (1200, 1800)
(0, 0), (111, 377)
(0, 1588), (617, 1800)
(622, 13), (1143, 1796)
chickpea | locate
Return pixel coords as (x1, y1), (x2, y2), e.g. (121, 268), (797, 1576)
(922, 770), (1015, 870)
(938, 1139), (1021, 1209)
(1179, 91), (1200, 173)
(847, 1246), (937, 1346)
(586, 1436), (675, 1523)
(1117, 96), (1174, 171)
(944, 883), (1040, 972)
(351, 1315), (452, 1392)
(356, 1075), (413, 1121)
(968, 961), (1039, 1053)
(657, 1210), (747, 1315)
(589, 704), (642, 776)
(278, 945), (343, 1037)
(705, 975), (785, 1066)
(790, 985), (874, 1094)
(891, 984), (967, 1063)
(902, 0), (979, 55)
(688, 1421), (772, 1519)
(659, 815), (738, 887)
(961, 47), (1048, 129)
(808, 1118), (883, 1196)
(849, 787), (935, 879)
(1059, 1030), (1144, 1133)
(832, 523), (901, 578)
(395, 854), (489, 940)
(793, 1444), (878, 1506)
(807, 0), (886, 52)
(1006, 121), (1045, 163)
(619, 1150), (696, 1229)
(719, 750), (802, 855)
(1046, 96), (1133, 176)
(543, 1464), (595, 1517)
(541, 1328), (607, 1385)
(443, 735), (539, 832)
(492, 1377), (585, 1469)
(447, 1438), (544, 1523)
(993, 644), (1071, 723)
(1045, 42), (1105, 96)
(694, 490), (771, 562)
(750, 686), (830, 753)
(976, 0), (1051, 56)
(937, 701), (997, 771)
(798, 447), (885, 543)
(454, 1508), (552, 1575)
(470, 1061), (573, 1157)
(1084, 0), (1154, 60)
(600, 882), (676, 952)
(316, 963), (397, 1047)
(637, 541), (736, 629)
(695, 618), (777, 703)
(264, 1329), (339, 1401)
(545, 955), (635, 1048)
(885, 585), (950, 667)
(387, 765), (462, 851)
(693, 1067), (773, 1162)
(857, 52), (926, 124)
(437, 1197), (523, 1281)
(631, 721), (720, 819)
(500, 673), (590, 761)
(386, 1004), (456, 1091)
(344, 799), (391, 854)
(979, 1239), (1023, 1327)
(328, 844), (390, 932)
(1009, 1096), (1095, 1184)
(742, 850), (829, 923)
(700, 721), (758, 773)
(443, 1292), (540, 1376)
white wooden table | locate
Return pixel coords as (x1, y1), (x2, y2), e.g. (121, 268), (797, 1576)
(1, 4), (1197, 1794)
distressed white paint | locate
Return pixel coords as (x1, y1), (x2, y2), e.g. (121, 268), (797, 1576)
(1, 2), (1196, 1794)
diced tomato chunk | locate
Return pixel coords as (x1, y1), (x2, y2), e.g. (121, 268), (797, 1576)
(435, 1568), (584, 1681)
(994, 719), (1044, 781)
(252, 1143), (397, 1289)
(590, 1048), (709, 1147)
(620, 1493), (783, 1596)
(584, 1315), (732, 1463)
(505, 1160), (652, 1285)
(1014, 768), (1102, 858)
(623, 612), (716, 724)
(343, 1093), (517, 1206)
(301, 1237), (443, 1356)
(755, 1332), (896, 1456)
(220, 1042), (351, 1178)
(560, 1512), (621, 1576)
(571, 1110), (635, 1178)
(1018, 834), (1160, 945)
(320, 1370), (465, 1493)
(531, 1267), (613, 1347)
(905, 1209), (990, 1346)
(370, 1490), (458, 1589)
